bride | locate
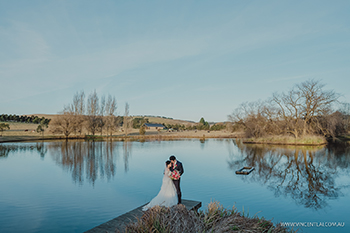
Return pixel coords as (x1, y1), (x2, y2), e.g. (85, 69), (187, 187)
(142, 161), (178, 211)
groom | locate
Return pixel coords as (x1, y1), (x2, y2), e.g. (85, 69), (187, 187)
(169, 155), (184, 204)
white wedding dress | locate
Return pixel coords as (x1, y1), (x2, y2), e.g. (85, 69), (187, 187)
(142, 167), (178, 211)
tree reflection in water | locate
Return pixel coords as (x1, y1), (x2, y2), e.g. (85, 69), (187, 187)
(227, 139), (350, 210)
(48, 140), (131, 185)
(0, 140), (132, 185)
(123, 141), (132, 173)
(0, 142), (48, 159)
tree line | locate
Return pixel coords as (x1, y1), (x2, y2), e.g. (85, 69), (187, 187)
(50, 90), (227, 138)
(142, 115), (175, 120)
(50, 90), (124, 137)
(164, 118), (226, 131)
(0, 114), (51, 125)
(128, 116), (226, 131)
(228, 79), (350, 140)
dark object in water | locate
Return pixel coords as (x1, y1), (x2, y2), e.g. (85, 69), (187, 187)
(236, 166), (255, 175)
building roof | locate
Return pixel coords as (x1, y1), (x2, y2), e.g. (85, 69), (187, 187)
(144, 123), (164, 127)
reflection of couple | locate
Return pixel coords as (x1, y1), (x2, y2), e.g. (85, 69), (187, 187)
(142, 155), (184, 211)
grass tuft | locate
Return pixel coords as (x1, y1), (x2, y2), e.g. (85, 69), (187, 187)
(120, 201), (295, 233)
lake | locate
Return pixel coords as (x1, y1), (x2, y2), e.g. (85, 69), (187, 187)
(0, 139), (349, 233)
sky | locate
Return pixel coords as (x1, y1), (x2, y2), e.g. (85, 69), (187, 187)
(1, 0), (350, 122)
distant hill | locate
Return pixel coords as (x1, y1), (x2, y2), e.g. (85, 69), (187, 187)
(28, 114), (61, 121)
(30, 114), (223, 126)
(29, 114), (194, 124)
(133, 116), (196, 126)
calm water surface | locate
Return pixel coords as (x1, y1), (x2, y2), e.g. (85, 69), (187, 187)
(0, 139), (349, 233)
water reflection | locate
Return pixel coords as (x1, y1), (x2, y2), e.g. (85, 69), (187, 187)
(2, 139), (349, 208)
(123, 141), (132, 173)
(0, 142), (48, 158)
(48, 140), (129, 185)
(227, 140), (350, 210)
(0, 140), (134, 185)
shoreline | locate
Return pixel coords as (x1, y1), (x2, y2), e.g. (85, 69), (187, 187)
(0, 133), (241, 144)
(1, 133), (348, 145)
(242, 141), (328, 146)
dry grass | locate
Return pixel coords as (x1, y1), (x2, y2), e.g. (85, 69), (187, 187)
(0, 122), (56, 137)
(0, 114), (238, 142)
(121, 201), (294, 233)
(123, 205), (204, 233)
(157, 130), (240, 138)
(0, 121), (64, 142)
(244, 135), (326, 145)
(0, 120), (240, 142)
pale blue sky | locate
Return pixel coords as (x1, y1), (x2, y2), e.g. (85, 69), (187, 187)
(1, 0), (349, 122)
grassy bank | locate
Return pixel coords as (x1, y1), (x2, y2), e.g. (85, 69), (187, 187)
(243, 135), (327, 145)
(121, 201), (294, 233)
(85, 133), (241, 141)
(1, 125), (242, 143)
(0, 135), (87, 143)
(0, 134), (240, 143)
(0, 136), (61, 143)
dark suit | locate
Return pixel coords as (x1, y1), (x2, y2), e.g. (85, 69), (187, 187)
(170, 160), (184, 204)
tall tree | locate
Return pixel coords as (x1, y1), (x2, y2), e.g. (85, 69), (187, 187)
(99, 95), (106, 136)
(105, 95), (118, 137)
(272, 79), (340, 137)
(229, 79), (342, 139)
(297, 79), (339, 136)
(340, 102), (350, 132)
(86, 90), (100, 136)
(124, 102), (130, 136)
(72, 91), (85, 135)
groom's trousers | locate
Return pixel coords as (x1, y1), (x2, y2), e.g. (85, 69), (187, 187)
(173, 179), (182, 204)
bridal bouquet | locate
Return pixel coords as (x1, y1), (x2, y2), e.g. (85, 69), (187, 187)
(171, 170), (181, 180)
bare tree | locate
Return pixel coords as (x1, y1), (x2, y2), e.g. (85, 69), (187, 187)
(50, 107), (76, 138)
(229, 79), (342, 139)
(297, 79), (339, 136)
(51, 91), (85, 137)
(228, 100), (278, 138)
(124, 102), (130, 136)
(339, 102), (350, 133)
(98, 95), (106, 136)
(72, 91), (84, 114)
(272, 89), (304, 138)
(269, 80), (340, 138)
(72, 91), (85, 135)
(86, 90), (100, 136)
(105, 95), (118, 137)
(322, 111), (347, 139)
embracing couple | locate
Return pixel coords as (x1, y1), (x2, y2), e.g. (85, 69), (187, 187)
(142, 155), (184, 211)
